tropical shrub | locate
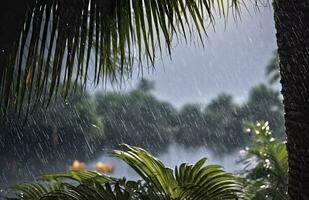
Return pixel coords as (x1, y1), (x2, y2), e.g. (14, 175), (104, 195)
(239, 121), (288, 200)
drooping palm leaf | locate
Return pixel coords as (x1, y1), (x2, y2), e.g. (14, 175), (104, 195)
(41, 182), (131, 200)
(6, 170), (131, 200)
(113, 144), (180, 199)
(40, 170), (115, 185)
(0, 0), (241, 113)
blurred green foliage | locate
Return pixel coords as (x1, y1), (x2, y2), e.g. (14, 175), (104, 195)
(0, 92), (104, 186)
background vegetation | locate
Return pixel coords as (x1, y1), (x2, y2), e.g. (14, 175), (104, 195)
(0, 53), (284, 188)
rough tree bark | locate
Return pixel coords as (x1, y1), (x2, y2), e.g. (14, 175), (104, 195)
(273, 0), (309, 198)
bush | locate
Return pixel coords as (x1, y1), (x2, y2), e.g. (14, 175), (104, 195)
(239, 121), (288, 200)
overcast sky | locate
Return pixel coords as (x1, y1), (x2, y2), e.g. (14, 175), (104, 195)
(91, 5), (277, 108)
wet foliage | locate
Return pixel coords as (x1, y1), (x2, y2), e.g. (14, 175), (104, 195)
(239, 122), (288, 200)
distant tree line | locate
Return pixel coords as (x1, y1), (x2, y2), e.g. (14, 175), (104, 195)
(96, 78), (284, 154)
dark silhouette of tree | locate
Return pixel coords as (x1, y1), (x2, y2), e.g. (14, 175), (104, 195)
(204, 94), (246, 152)
(95, 80), (177, 153)
(136, 78), (155, 93)
(176, 104), (208, 146)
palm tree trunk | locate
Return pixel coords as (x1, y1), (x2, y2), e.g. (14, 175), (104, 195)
(273, 0), (309, 198)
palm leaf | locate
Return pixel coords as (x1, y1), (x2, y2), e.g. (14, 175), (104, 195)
(113, 144), (178, 199)
(176, 162), (242, 200)
(40, 170), (115, 185)
(7, 170), (131, 200)
(41, 182), (131, 200)
(113, 144), (243, 200)
(0, 0), (242, 113)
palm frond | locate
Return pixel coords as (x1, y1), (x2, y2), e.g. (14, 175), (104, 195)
(40, 170), (115, 185)
(41, 182), (131, 200)
(176, 161), (242, 200)
(113, 144), (178, 199)
(0, 0), (242, 113)
(6, 170), (130, 200)
(113, 144), (243, 200)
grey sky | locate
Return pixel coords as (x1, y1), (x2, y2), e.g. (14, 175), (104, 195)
(92, 5), (277, 108)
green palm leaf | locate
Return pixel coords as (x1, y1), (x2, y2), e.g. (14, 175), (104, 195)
(41, 182), (131, 200)
(40, 170), (114, 185)
(113, 144), (243, 200)
(7, 171), (131, 200)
